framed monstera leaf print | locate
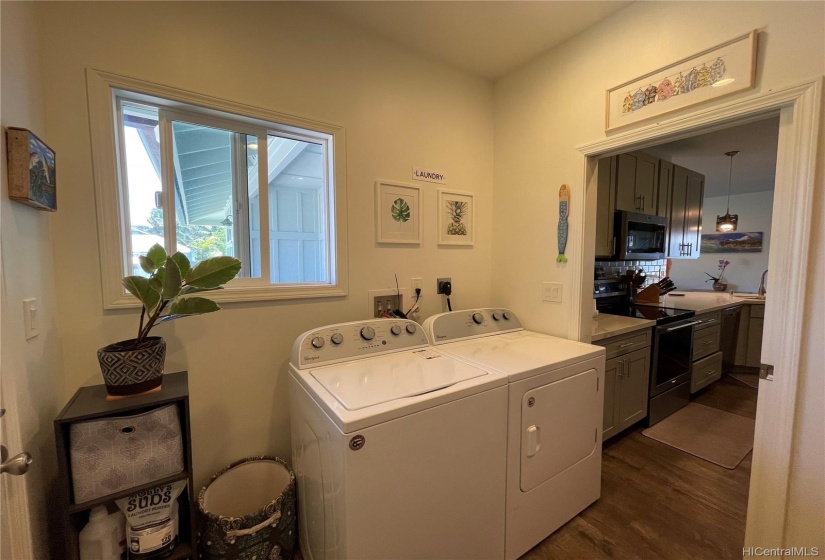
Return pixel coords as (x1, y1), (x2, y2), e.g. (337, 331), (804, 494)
(375, 180), (422, 244)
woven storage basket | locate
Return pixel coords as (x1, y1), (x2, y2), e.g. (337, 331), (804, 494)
(198, 456), (296, 560)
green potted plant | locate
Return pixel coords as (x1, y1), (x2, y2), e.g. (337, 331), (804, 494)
(97, 244), (241, 396)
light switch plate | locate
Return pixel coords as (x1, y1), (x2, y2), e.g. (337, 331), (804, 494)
(542, 282), (562, 303)
(23, 298), (40, 339)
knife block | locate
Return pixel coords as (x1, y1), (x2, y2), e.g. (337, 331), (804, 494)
(635, 284), (661, 304)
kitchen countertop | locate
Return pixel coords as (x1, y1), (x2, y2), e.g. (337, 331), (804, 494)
(659, 291), (766, 313)
(590, 291), (765, 341)
(591, 314), (655, 342)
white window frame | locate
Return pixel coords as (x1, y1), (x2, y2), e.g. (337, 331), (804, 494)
(87, 68), (348, 308)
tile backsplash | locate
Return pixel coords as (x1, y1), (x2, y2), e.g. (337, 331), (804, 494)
(595, 259), (666, 287)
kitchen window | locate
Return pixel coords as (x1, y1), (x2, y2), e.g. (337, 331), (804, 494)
(88, 70), (348, 307)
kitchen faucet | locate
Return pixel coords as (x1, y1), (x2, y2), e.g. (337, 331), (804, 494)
(758, 269), (768, 297)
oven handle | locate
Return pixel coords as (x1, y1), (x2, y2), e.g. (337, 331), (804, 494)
(665, 320), (701, 332)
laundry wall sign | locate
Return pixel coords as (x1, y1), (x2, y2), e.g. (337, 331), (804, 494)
(412, 166), (446, 184)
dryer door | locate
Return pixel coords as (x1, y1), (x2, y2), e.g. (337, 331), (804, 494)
(520, 368), (599, 492)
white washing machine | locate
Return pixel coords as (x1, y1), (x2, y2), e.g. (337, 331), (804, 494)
(289, 318), (508, 560)
(423, 308), (606, 560)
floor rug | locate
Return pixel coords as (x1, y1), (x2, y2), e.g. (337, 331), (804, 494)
(728, 371), (760, 389)
(642, 403), (755, 469)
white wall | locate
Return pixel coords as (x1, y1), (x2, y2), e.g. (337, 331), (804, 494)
(669, 191), (773, 293)
(0, 2), (64, 557)
(34, 2), (494, 486)
(493, 0), (824, 548)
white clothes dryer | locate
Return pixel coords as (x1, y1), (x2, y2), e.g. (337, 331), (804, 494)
(289, 318), (508, 560)
(423, 309), (607, 560)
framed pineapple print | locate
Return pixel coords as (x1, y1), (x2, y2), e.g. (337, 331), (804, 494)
(375, 180), (422, 244)
(437, 190), (474, 246)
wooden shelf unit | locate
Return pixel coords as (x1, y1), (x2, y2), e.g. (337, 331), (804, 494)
(54, 371), (196, 560)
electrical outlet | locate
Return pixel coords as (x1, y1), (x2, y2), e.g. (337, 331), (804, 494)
(411, 278), (423, 294)
(436, 278), (452, 295)
(542, 282), (563, 303)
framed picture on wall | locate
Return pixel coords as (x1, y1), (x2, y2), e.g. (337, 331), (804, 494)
(6, 127), (57, 211)
(375, 180), (422, 244)
(605, 30), (757, 132)
(701, 231), (763, 253)
(437, 189), (475, 246)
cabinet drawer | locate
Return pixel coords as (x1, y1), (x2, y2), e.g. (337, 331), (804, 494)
(692, 324), (721, 361)
(749, 304), (765, 318)
(694, 310), (721, 331)
(596, 329), (652, 360)
(691, 351), (723, 393)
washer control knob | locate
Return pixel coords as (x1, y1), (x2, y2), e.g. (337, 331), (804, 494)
(472, 312), (484, 325)
(311, 336), (325, 349)
(390, 325), (402, 336)
(492, 312), (501, 321)
(360, 326), (376, 341)
(503, 311), (512, 320)
(406, 323), (417, 334)
(330, 333), (344, 345)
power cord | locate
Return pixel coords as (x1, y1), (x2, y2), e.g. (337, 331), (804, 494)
(439, 280), (453, 312)
(405, 288), (422, 318)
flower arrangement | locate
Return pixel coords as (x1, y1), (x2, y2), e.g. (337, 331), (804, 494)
(705, 259), (731, 285)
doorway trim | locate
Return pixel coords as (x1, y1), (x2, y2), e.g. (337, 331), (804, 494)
(574, 77), (822, 548)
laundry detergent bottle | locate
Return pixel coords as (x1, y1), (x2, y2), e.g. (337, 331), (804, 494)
(79, 505), (120, 560)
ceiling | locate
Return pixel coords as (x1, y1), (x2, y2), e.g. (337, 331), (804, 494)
(646, 116), (781, 198)
(312, 1), (632, 80)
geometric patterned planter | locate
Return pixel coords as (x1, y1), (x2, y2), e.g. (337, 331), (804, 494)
(97, 336), (165, 396)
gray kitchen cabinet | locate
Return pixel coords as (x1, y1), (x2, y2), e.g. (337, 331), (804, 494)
(691, 310), (723, 393)
(667, 164), (705, 259)
(597, 330), (651, 441)
(595, 157), (617, 258)
(691, 351), (723, 393)
(615, 152), (659, 216)
(746, 305), (765, 367)
(602, 356), (621, 440)
(733, 304), (765, 368)
(657, 159), (673, 218)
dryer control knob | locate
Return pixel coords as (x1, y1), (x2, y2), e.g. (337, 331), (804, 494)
(360, 326), (376, 341)
(390, 325), (402, 336)
(503, 311), (512, 320)
(406, 324), (417, 334)
(330, 333), (344, 345)
(492, 312), (501, 321)
(472, 312), (484, 324)
(311, 336), (325, 349)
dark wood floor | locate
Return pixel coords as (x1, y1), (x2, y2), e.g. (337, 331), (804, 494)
(520, 374), (758, 560)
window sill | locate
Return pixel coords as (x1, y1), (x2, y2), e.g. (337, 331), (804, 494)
(103, 285), (348, 310)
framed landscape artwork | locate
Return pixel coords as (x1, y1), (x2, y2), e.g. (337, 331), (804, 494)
(6, 127), (57, 211)
(606, 31), (757, 132)
(701, 231), (763, 253)
(437, 189), (474, 246)
(375, 180), (422, 244)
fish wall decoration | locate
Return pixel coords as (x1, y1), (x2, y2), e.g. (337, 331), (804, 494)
(557, 184), (569, 263)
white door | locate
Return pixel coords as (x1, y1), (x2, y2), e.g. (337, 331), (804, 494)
(0, 399), (35, 559)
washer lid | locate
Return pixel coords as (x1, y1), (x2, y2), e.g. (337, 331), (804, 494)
(310, 349), (488, 410)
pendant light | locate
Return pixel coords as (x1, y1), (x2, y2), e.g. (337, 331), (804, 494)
(716, 150), (739, 232)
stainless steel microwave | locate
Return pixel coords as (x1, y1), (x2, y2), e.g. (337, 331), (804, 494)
(615, 211), (667, 260)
